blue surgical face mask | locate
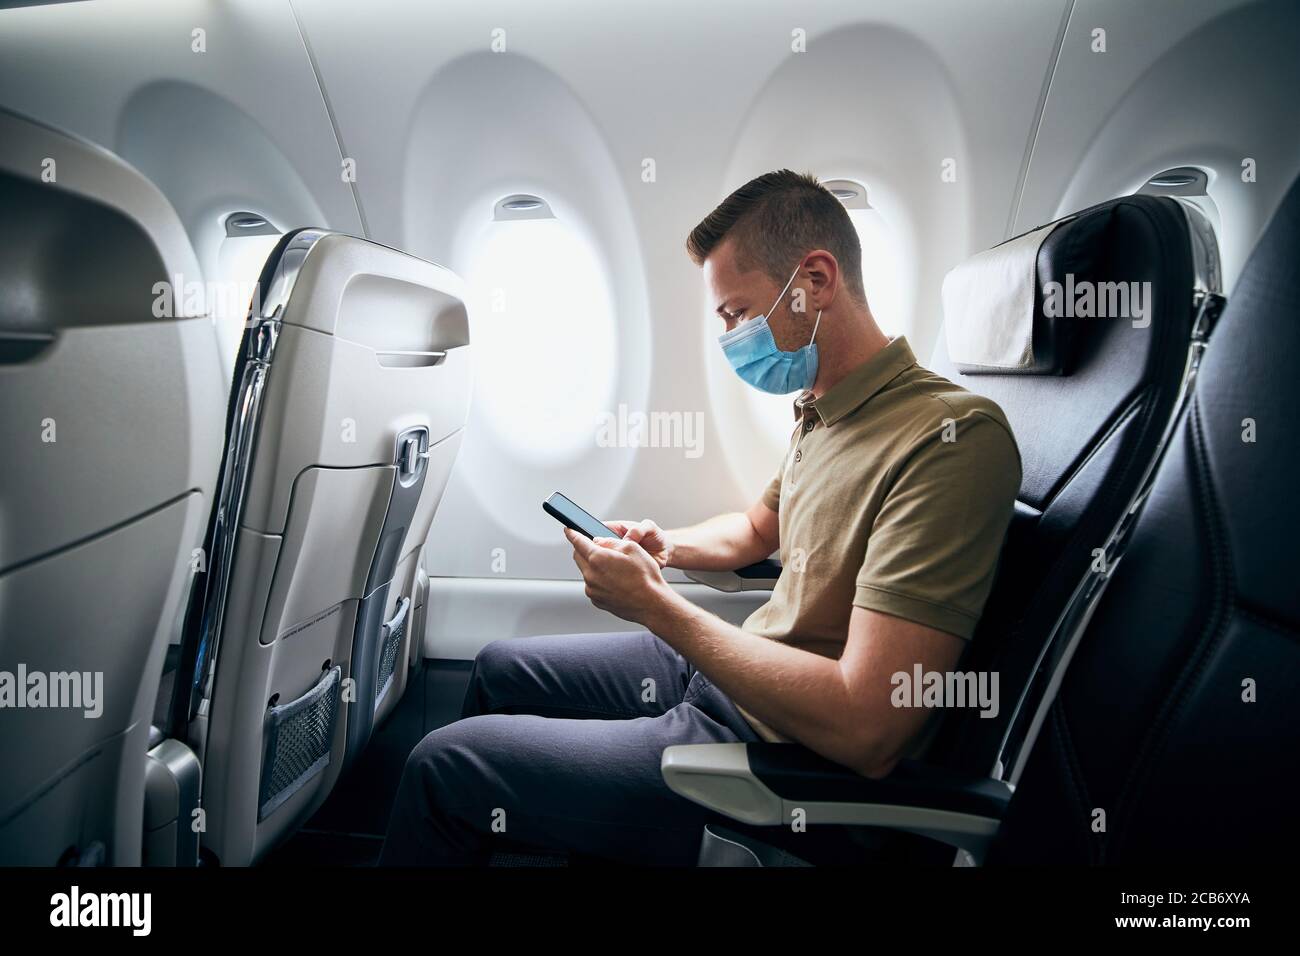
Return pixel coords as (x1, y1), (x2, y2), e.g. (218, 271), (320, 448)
(717, 263), (822, 395)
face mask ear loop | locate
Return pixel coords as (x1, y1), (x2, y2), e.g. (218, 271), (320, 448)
(808, 309), (823, 347)
(767, 264), (802, 321)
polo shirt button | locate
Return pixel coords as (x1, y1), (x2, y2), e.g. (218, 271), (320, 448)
(794, 450), (802, 462)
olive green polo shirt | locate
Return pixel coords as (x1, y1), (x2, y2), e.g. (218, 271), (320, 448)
(736, 336), (1021, 743)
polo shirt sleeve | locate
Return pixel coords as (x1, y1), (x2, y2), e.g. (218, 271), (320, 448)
(852, 412), (1021, 640)
(761, 462), (783, 511)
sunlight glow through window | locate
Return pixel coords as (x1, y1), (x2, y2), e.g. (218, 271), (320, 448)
(849, 206), (905, 337)
(462, 217), (618, 466)
(213, 233), (280, 370)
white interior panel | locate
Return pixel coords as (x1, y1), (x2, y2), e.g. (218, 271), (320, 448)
(425, 578), (771, 662)
(0, 0), (364, 284)
(4, 0), (1296, 672)
(290, 0), (1070, 633)
(1013, 0), (1300, 294)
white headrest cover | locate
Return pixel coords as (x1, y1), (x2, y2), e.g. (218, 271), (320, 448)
(942, 217), (1071, 371)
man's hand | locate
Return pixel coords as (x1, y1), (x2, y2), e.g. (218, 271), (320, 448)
(605, 518), (674, 568)
(566, 528), (675, 624)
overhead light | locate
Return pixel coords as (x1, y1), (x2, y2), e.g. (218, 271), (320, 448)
(224, 211), (279, 237)
(1137, 166), (1209, 197)
(821, 178), (870, 209)
(494, 193), (555, 221)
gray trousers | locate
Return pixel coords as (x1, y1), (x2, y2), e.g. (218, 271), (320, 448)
(378, 629), (761, 865)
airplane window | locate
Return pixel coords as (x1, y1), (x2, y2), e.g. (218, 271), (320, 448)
(1181, 192), (1223, 243)
(848, 206), (907, 338)
(460, 213), (618, 466)
(1136, 166), (1223, 241)
(213, 231), (280, 372)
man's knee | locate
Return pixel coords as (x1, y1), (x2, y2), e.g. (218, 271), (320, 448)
(472, 637), (518, 679)
(463, 638), (522, 716)
(401, 716), (500, 811)
(385, 717), (515, 864)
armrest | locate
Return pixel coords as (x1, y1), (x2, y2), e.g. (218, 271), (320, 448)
(683, 558), (781, 593)
(661, 742), (1011, 857)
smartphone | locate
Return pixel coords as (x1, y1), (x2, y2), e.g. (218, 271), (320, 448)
(543, 492), (622, 540)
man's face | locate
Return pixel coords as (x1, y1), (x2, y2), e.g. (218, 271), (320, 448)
(703, 239), (812, 352)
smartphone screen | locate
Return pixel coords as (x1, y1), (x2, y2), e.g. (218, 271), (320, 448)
(543, 492), (621, 539)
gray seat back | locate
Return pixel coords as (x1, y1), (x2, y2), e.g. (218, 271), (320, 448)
(178, 229), (472, 865)
(0, 109), (225, 865)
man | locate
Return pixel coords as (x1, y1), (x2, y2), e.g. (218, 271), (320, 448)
(380, 169), (1021, 865)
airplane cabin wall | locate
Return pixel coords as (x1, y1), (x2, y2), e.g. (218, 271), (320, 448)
(0, 0), (364, 377)
(0, 0), (1294, 659)
(289, 0), (1073, 656)
(1013, 0), (1300, 295)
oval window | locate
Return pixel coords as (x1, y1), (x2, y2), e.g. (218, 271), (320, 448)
(849, 206), (907, 338)
(461, 215), (618, 466)
(213, 231), (280, 373)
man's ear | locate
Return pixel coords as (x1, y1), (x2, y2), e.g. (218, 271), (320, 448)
(805, 249), (839, 309)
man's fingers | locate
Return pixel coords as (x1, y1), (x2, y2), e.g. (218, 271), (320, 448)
(566, 530), (597, 579)
(609, 519), (659, 546)
(565, 527), (599, 559)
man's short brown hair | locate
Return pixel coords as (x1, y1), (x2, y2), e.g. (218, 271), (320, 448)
(686, 169), (866, 305)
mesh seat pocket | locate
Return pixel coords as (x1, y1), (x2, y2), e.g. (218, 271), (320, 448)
(258, 665), (342, 821)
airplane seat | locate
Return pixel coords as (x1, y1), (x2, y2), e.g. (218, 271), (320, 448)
(668, 192), (1223, 865)
(670, 170), (1300, 868)
(986, 170), (1300, 864)
(925, 191), (1223, 777)
(0, 110), (226, 865)
(171, 229), (472, 866)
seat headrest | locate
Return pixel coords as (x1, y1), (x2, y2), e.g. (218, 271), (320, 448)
(942, 207), (1114, 375)
(0, 108), (204, 336)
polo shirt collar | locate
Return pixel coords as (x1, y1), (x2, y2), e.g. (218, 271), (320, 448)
(795, 335), (918, 426)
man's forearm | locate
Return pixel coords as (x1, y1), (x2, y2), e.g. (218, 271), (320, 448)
(666, 512), (773, 571)
(642, 587), (890, 775)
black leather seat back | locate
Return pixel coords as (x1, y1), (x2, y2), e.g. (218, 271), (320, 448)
(927, 195), (1206, 774)
(988, 176), (1300, 865)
